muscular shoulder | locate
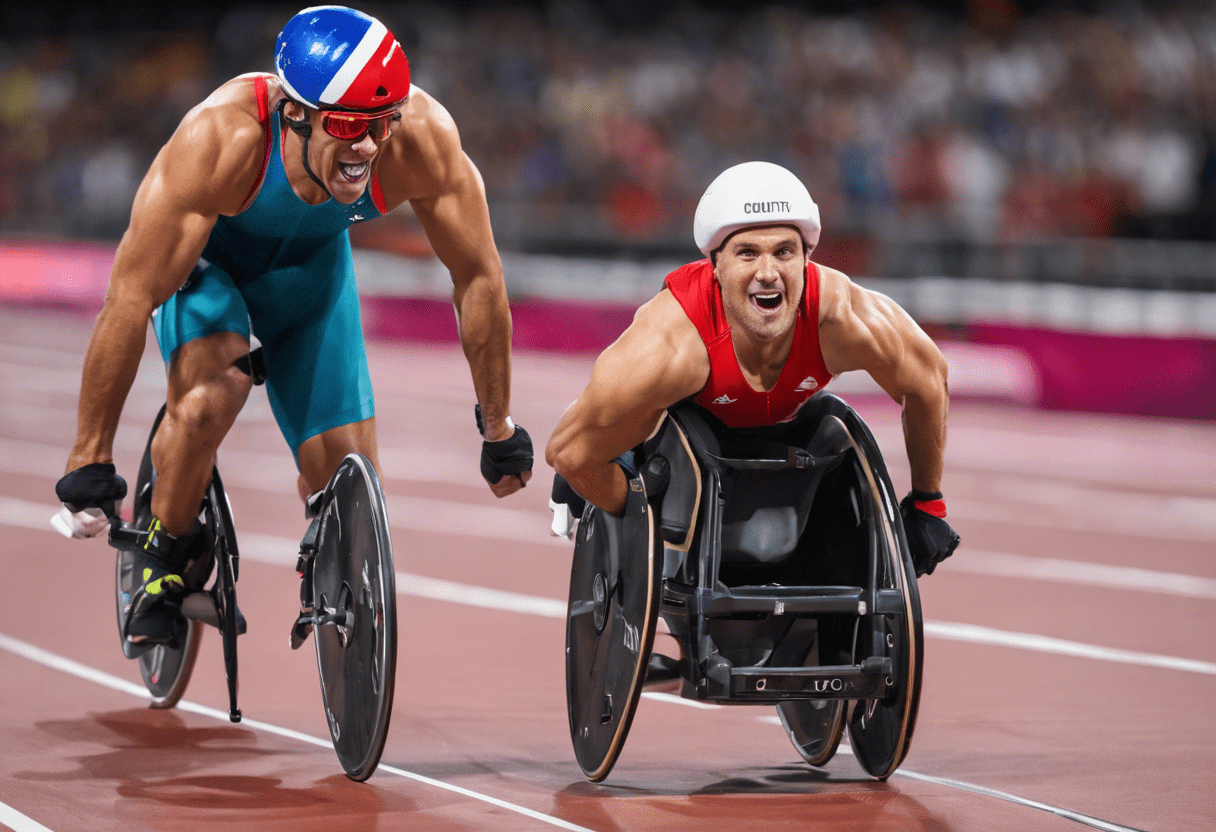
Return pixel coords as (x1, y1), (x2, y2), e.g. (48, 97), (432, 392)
(375, 88), (469, 207)
(817, 263), (910, 375)
(144, 75), (269, 216)
(603, 289), (708, 403)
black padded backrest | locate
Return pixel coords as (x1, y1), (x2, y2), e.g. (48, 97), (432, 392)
(660, 401), (853, 564)
(719, 468), (824, 563)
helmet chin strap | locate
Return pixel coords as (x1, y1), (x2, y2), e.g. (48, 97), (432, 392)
(277, 99), (332, 200)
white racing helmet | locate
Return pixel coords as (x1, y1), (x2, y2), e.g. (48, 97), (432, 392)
(693, 161), (821, 257)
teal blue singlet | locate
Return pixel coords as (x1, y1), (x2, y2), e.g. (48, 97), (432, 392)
(153, 75), (385, 457)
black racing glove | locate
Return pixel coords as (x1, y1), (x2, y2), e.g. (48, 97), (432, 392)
(475, 405), (534, 485)
(899, 490), (960, 577)
(55, 462), (128, 516)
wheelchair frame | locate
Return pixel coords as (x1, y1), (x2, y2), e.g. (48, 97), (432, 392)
(565, 393), (923, 781)
(656, 398), (918, 708)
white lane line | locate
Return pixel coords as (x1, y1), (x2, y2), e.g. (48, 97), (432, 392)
(0, 591), (1144, 832)
(0, 802), (55, 832)
(8, 423), (1216, 543)
(3, 497), (1214, 677)
(752, 716), (1143, 832)
(890, 766), (1145, 832)
(0, 514), (1169, 831)
(7, 445), (1216, 595)
(922, 621), (1216, 675)
(395, 571), (568, 619)
(0, 632), (593, 832)
(946, 499), (1216, 543)
(952, 549), (1216, 600)
(640, 692), (718, 709)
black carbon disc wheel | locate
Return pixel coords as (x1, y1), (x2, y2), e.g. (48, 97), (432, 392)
(566, 477), (661, 782)
(312, 454), (397, 781)
(844, 441), (924, 781)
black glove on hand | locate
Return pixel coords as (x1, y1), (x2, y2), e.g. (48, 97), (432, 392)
(899, 490), (960, 577)
(55, 462), (128, 515)
(475, 406), (534, 484)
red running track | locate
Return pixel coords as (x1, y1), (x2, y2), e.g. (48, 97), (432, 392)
(0, 306), (1213, 831)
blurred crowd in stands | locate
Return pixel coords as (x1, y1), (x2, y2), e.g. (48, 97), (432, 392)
(3, 1), (1216, 258)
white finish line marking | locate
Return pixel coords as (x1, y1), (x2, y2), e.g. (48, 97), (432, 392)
(0, 632), (593, 832)
(2, 496), (1213, 676)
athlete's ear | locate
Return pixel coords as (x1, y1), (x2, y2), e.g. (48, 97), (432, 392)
(282, 99), (307, 123)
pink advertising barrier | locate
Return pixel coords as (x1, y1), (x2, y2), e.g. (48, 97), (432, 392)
(3, 241), (1212, 419)
(363, 297), (1215, 420)
(967, 322), (1216, 420)
(0, 240), (115, 308)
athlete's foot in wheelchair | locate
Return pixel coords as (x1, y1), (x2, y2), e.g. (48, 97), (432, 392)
(644, 620), (686, 690)
(113, 516), (244, 658)
(116, 546), (190, 657)
(643, 653), (683, 691)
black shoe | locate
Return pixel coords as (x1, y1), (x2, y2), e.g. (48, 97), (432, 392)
(644, 653), (683, 689)
(115, 517), (210, 657)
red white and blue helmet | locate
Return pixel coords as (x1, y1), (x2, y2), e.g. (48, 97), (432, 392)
(275, 6), (411, 113)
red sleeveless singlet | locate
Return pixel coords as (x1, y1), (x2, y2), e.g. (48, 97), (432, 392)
(664, 259), (834, 427)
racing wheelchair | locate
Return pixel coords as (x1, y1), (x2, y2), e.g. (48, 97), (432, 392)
(565, 393), (923, 782)
(57, 383), (398, 781)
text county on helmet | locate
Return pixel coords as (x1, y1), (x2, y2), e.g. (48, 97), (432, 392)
(693, 162), (821, 257)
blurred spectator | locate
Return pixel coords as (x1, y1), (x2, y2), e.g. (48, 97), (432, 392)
(3, 1), (1216, 252)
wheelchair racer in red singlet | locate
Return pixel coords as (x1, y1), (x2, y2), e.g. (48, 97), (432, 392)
(547, 161), (959, 576)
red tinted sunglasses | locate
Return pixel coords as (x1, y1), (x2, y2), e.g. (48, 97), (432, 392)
(319, 110), (401, 142)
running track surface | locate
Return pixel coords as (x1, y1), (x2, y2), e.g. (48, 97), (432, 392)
(0, 305), (1213, 832)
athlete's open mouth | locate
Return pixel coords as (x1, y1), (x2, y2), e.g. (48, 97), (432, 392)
(338, 161), (369, 183)
(752, 292), (783, 311)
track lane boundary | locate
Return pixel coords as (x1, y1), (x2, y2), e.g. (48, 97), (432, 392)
(0, 632), (594, 832)
(0, 801), (56, 832)
(0, 628), (1149, 832)
(2, 497), (1213, 676)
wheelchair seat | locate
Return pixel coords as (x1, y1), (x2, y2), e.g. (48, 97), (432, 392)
(649, 398), (862, 585)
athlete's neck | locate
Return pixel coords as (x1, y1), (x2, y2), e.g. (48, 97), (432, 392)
(729, 323), (796, 393)
(280, 126), (330, 206)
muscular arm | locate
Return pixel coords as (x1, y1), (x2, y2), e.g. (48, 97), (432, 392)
(546, 291), (708, 515)
(409, 157), (513, 439)
(818, 268), (949, 494)
(379, 98), (514, 448)
(65, 86), (264, 473)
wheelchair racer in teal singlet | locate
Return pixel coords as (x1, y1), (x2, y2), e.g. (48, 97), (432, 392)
(54, 6), (534, 652)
